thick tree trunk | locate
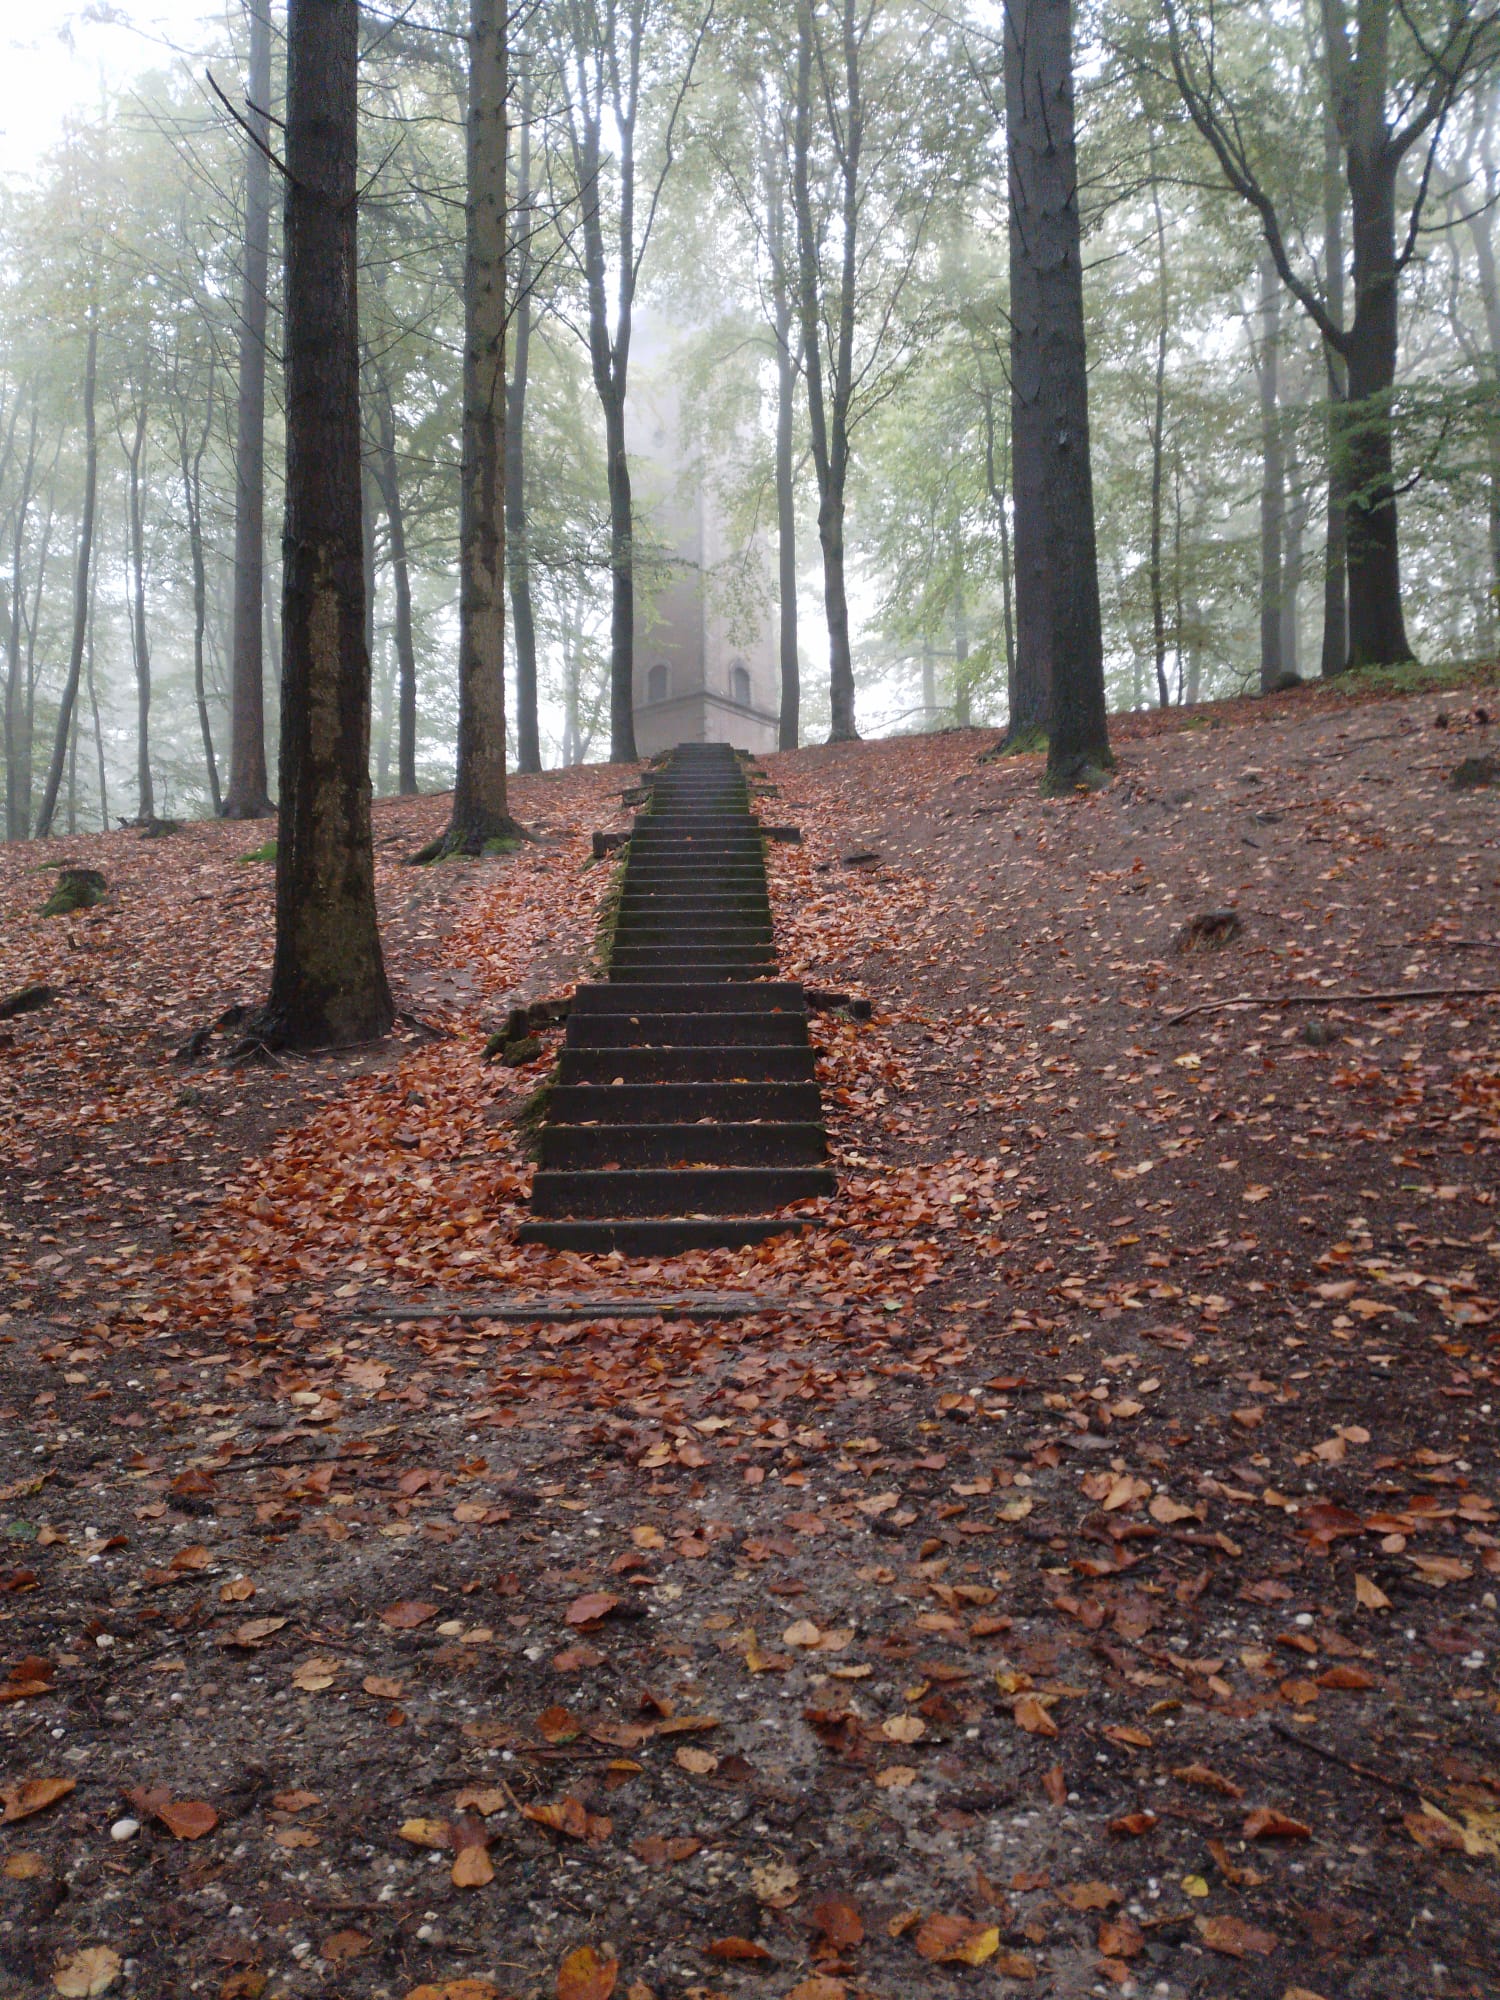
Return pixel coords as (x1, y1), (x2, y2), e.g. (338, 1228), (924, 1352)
(1341, 145), (1410, 665)
(257, 0), (391, 1048)
(224, 0), (275, 818)
(441, 0), (521, 848)
(1466, 94), (1500, 648)
(374, 386), (418, 794)
(1257, 249), (1286, 692)
(1007, 0), (1111, 790)
(36, 319), (98, 840)
(1005, 126), (1051, 749)
(507, 55), (542, 775)
(1281, 429), (1311, 680)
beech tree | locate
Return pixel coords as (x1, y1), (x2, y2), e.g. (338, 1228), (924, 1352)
(255, 0), (392, 1049)
(1006, 0), (1111, 789)
(223, 0), (276, 819)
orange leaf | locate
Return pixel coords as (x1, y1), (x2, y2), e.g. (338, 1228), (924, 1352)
(0, 1776), (74, 1823)
(556, 1945), (618, 2000)
(707, 1938), (773, 1962)
(1055, 1881), (1119, 1912)
(1012, 1694), (1057, 1737)
(1106, 1810), (1159, 1838)
(565, 1593), (620, 1627)
(451, 1844), (494, 1889)
(1242, 1807), (1311, 1841)
(913, 1913), (998, 1964)
(1171, 1763), (1243, 1799)
(1194, 1913), (1280, 1958)
(809, 1898), (864, 1948)
(379, 1601), (437, 1629)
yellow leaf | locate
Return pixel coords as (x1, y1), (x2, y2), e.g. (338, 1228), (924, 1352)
(1180, 1875), (1210, 1899)
(53, 1947), (122, 1998)
(398, 1817), (451, 1850)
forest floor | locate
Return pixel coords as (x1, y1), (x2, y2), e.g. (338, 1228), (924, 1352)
(2, 666), (1499, 2000)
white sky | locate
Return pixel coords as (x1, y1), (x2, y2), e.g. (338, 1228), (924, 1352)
(1, 1), (221, 181)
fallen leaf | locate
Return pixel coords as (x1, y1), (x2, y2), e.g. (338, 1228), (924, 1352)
(321, 1930), (370, 1962)
(751, 1859), (800, 1907)
(874, 1764), (916, 1788)
(783, 1619), (822, 1647)
(1195, 1913), (1280, 1957)
(379, 1601), (437, 1629)
(632, 1834), (700, 1865)
(403, 1985), (502, 2000)
(557, 1945), (619, 2000)
(3, 1852), (46, 1879)
(809, 1897), (864, 1948)
(564, 1592), (620, 1627)
(524, 1797), (610, 1843)
(398, 1817), (452, 1850)
(1, 1776), (74, 1823)
(1172, 1763), (1244, 1799)
(1354, 1574), (1391, 1611)
(707, 1937), (772, 1962)
(675, 1746), (718, 1775)
(786, 1982), (847, 2000)
(1242, 1807), (1311, 1841)
(914, 1913), (999, 1965)
(451, 1843), (494, 1888)
(537, 1704), (582, 1743)
(229, 1616), (287, 1646)
(1012, 1694), (1058, 1737)
(52, 1947), (123, 1997)
(1099, 1914), (1144, 1958)
(292, 1655), (340, 1692)
(1056, 1881), (1119, 1912)
(363, 1674), (404, 1698)
(881, 1714), (925, 1743)
(1107, 1810), (1159, 1837)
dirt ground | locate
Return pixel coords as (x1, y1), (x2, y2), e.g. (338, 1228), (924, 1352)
(2, 673), (1498, 2000)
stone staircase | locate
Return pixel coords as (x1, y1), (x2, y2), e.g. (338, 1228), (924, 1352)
(518, 742), (833, 1254)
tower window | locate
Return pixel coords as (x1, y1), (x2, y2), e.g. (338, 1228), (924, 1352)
(729, 660), (751, 706)
(647, 662), (668, 703)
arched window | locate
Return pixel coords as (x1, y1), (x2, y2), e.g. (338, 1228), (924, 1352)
(729, 659), (751, 707)
(647, 662), (668, 704)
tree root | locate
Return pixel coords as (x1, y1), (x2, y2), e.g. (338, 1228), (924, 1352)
(405, 816), (534, 866)
(1165, 984), (1500, 1027)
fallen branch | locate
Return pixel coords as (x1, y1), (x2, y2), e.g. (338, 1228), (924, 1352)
(0, 983), (56, 1022)
(1269, 1718), (1414, 1798)
(1165, 984), (1500, 1027)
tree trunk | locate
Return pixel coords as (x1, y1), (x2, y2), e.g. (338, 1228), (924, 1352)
(1007, 0), (1110, 790)
(224, 0), (275, 818)
(86, 598), (108, 833)
(952, 570), (971, 728)
(36, 318), (98, 840)
(257, 0), (392, 1049)
(792, 0), (860, 744)
(1320, 51), (1349, 676)
(1281, 427), (1311, 679)
(123, 398), (155, 820)
(438, 0), (521, 851)
(1466, 86), (1500, 648)
(507, 52), (542, 775)
(981, 388), (1018, 729)
(182, 366), (221, 814)
(3, 398), (39, 840)
(1148, 162), (1171, 707)
(1257, 248), (1285, 692)
(373, 384), (418, 794)
(920, 633), (936, 723)
(766, 116), (800, 751)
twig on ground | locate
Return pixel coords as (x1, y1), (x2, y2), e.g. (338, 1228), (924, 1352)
(1165, 984), (1500, 1026)
(1269, 1718), (1415, 1797)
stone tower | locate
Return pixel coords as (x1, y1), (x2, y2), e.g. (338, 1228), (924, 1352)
(628, 314), (779, 757)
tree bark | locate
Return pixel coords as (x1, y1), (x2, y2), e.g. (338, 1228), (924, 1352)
(438, 0), (522, 851)
(122, 395), (155, 820)
(180, 361), (221, 814)
(1465, 84), (1500, 644)
(981, 387), (1018, 730)
(36, 317), (98, 840)
(257, 0), (392, 1048)
(1148, 160), (1171, 707)
(507, 51), (542, 775)
(224, 0), (275, 818)
(4, 396), (39, 840)
(952, 567), (971, 727)
(765, 111), (800, 751)
(374, 384), (419, 795)
(1006, 0), (1111, 790)
(1320, 44), (1350, 676)
(1256, 248), (1286, 692)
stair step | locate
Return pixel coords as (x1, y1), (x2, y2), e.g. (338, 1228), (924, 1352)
(570, 982), (805, 1015)
(538, 1122), (828, 1169)
(548, 1081), (821, 1123)
(530, 1165), (834, 1218)
(566, 1012), (809, 1048)
(609, 942), (776, 966)
(517, 1213), (803, 1256)
(557, 1046), (814, 1084)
